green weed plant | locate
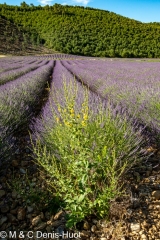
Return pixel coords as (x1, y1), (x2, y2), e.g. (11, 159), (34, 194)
(33, 80), (144, 228)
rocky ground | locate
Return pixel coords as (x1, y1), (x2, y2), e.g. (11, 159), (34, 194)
(0, 130), (160, 240)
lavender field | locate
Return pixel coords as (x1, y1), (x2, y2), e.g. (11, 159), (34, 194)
(1, 54), (160, 179)
(0, 54), (160, 234)
(1, 55), (159, 144)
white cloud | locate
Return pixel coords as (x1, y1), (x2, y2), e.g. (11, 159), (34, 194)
(37, 0), (53, 5)
(72, 0), (90, 5)
(37, 0), (91, 6)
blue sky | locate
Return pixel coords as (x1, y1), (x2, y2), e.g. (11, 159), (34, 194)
(1, 0), (160, 23)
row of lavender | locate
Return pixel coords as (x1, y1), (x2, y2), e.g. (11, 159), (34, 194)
(32, 53), (84, 60)
(0, 60), (54, 166)
(0, 58), (50, 85)
(61, 59), (160, 136)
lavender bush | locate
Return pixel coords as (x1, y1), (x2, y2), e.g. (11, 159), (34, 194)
(0, 60), (54, 167)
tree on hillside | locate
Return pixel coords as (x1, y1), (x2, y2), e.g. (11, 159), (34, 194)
(20, 1), (29, 8)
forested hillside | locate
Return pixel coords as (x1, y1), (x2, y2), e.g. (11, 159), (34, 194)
(0, 3), (160, 57)
(0, 15), (53, 55)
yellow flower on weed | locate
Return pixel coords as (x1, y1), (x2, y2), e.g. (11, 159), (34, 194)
(56, 117), (60, 123)
(70, 108), (74, 114)
(83, 113), (88, 121)
(81, 121), (86, 127)
(64, 120), (72, 127)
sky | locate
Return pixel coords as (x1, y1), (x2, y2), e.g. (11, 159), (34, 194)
(0, 0), (160, 23)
